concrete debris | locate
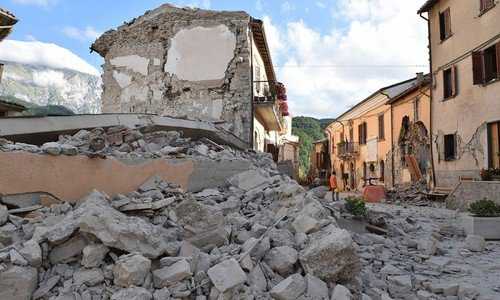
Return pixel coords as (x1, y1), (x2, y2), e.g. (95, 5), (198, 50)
(207, 258), (246, 292)
(113, 254), (151, 287)
(300, 225), (360, 282)
(270, 273), (306, 300)
(3, 124), (496, 299)
(0, 266), (38, 300)
(464, 234), (486, 252)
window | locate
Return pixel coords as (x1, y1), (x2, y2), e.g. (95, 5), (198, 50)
(439, 8), (452, 41)
(473, 43), (500, 85)
(358, 122), (367, 145)
(380, 160), (385, 182)
(444, 134), (457, 161)
(443, 66), (457, 99)
(378, 114), (385, 140)
(349, 127), (354, 142)
(480, 0), (495, 13)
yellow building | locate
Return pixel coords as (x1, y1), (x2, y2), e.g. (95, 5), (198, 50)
(418, 0), (500, 188)
(325, 75), (431, 191)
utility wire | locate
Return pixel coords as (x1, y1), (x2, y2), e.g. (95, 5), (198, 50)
(273, 64), (427, 68)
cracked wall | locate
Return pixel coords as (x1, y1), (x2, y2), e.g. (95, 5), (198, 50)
(92, 5), (253, 144)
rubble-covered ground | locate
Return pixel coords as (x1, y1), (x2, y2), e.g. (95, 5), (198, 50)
(0, 127), (498, 300)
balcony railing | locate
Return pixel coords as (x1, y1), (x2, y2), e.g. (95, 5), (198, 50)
(337, 142), (360, 160)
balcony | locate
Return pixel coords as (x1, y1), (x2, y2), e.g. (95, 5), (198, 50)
(337, 142), (360, 160)
(254, 95), (283, 131)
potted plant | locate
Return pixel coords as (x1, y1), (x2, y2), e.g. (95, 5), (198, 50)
(464, 199), (500, 240)
(344, 196), (367, 219)
(480, 168), (500, 181)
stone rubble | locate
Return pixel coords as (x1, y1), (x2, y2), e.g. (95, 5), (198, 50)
(0, 127), (362, 300)
(1, 126), (498, 299)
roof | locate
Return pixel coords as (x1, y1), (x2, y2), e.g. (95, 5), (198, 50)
(386, 74), (431, 104)
(0, 7), (18, 42)
(250, 18), (277, 83)
(418, 0), (439, 13)
(332, 76), (421, 123)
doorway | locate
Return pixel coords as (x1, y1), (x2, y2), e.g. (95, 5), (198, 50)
(488, 122), (500, 169)
(350, 162), (355, 190)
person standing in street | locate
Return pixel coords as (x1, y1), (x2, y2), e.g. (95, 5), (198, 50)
(329, 171), (339, 201)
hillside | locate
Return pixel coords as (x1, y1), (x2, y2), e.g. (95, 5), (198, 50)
(0, 61), (102, 114)
(292, 116), (332, 177)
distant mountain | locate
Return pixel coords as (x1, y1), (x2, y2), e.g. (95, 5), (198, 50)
(0, 61), (102, 114)
(292, 116), (332, 177)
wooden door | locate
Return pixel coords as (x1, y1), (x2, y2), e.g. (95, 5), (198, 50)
(488, 122), (500, 169)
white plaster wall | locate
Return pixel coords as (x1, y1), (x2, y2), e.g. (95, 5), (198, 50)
(110, 55), (150, 76)
(254, 117), (266, 152)
(165, 25), (236, 82)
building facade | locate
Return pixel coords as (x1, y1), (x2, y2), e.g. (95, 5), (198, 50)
(325, 76), (431, 191)
(92, 4), (293, 155)
(419, 0), (500, 187)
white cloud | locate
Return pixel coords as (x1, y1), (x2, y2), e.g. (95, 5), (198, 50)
(263, 0), (428, 118)
(63, 26), (102, 42)
(281, 1), (295, 14)
(315, 1), (327, 9)
(0, 40), (100, 76)
(11, 0), (57, 7)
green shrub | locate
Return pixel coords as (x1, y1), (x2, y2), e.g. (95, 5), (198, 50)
(345, 196), (367, 217)
(469, 199), (500, 217)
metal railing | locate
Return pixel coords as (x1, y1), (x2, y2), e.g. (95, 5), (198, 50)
(337, 142), (360, 159)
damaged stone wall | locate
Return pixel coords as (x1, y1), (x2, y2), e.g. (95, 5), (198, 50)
(92, 4), (254, 144)
(386, 121), (432, 187)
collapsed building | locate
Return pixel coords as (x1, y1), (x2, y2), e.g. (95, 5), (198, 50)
(91, 4), (299, 176)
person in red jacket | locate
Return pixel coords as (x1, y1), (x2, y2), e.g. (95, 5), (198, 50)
(329, 171), (339, 201)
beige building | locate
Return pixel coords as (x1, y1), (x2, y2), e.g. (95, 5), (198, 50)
(92, 4), (295, 157)
(325, 76), (431, 191)
(418, 0), (500, 187)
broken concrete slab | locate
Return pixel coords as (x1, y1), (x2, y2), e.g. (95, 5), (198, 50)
(270, 273), (306, 300)
(227, 169), (270, 191)
(153, 259), (191, 288)
(263, 246), (298, 276)
(331, 284), (353, 300)
(111, 287), (153, 300)
(49, 234), (88, 264)
(113, 254), (151, 287)
(81, 244), (109, 268)
(0, 265), (38, 300)
(299, 225), (360, 282)
(207, 258), (247, 293)
(464, 235), (486, 252)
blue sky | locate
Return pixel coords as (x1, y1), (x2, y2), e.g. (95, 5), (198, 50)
(1, 0), (429, 118)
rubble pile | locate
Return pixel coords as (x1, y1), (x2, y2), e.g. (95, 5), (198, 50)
(354, 204), (500, 300)
(0, 130), (363, 300)
(0, 126), (250, 162)
(385, 181), (435, 207)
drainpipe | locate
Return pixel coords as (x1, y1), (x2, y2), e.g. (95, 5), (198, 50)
(420, 12), (436, 188)
(249, 22), (255, 150)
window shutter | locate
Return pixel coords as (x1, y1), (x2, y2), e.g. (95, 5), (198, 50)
(438, 134), (445, 162)
(472, 51), (485, 85)
(496, 42), (500, 78)
(358, 124), (362, 144)
(444, 8), (451, 38)
(451, 65), (458, 97)
(480, 0), (485, 12)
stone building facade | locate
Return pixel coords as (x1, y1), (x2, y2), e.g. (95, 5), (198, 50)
(419, 0), (500, 188)
(92, 4), (285, 147)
